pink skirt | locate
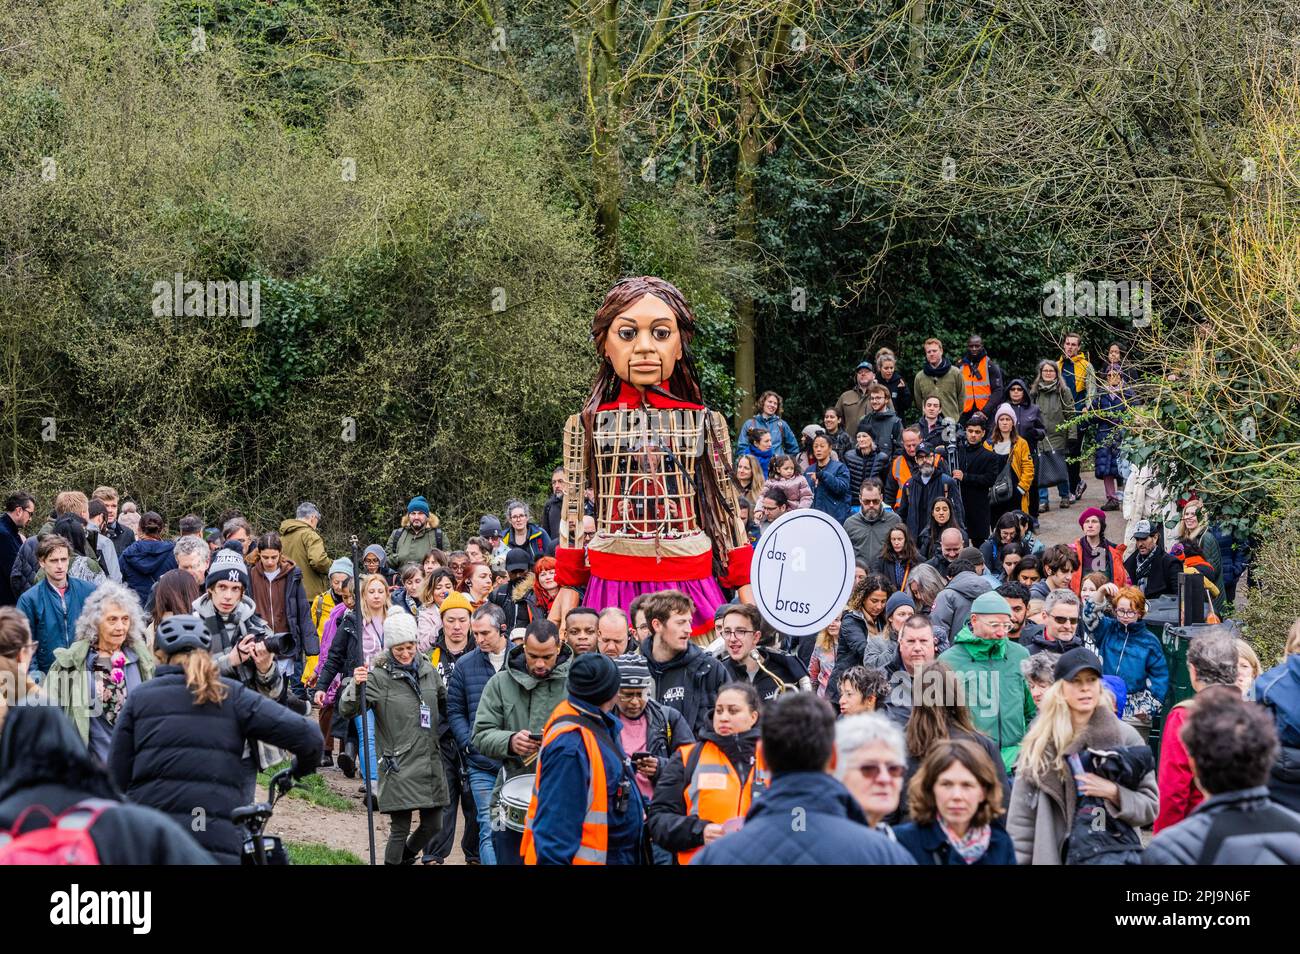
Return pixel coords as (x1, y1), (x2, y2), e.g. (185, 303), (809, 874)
(584, 574), (728, 637)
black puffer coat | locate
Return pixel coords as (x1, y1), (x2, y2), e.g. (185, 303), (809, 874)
(106, 664), (322, 864)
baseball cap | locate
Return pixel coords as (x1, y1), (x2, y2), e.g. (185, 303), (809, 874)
(1132, 520), (1154, 540)
(1054, 647), (1103, 683)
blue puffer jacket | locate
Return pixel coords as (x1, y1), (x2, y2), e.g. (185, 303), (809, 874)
(119, 539), (178, 607)
(17, 577), (96, 676)
(1082, 602), (1168, 717)
(693, 770), (917, 865)
(106, 665), (322, 864)
(810, 458), (852, 523)
(447, 647), (504, 773)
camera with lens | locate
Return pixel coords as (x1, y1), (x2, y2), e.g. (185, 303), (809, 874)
(246, 617), (297, 659)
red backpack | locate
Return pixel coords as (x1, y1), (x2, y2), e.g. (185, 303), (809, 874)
(0, 799), (116, 865)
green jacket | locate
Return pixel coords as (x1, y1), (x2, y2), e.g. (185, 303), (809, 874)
(1030, 382), (1077, 453)
(45, 637), (156, 747)
(339, 651), (449, 813)
(939, 627), (1035, 773)
(278, 518), (332, 601)
(385, 519), (443, 573)
(471, 641), (574, 794)
(913, 364), (965, 423)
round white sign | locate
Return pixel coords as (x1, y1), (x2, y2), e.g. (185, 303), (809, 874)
(751, 509), (855, 636)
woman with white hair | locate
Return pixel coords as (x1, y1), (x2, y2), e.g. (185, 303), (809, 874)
(834, 712), (908, 839)
(44, 580), (154, 761)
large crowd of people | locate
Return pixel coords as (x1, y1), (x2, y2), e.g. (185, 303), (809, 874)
(1, 330), (1298, 866)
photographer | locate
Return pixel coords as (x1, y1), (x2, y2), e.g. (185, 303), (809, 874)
(195, 548), (292, 707)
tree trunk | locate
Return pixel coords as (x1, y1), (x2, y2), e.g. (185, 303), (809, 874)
(591, 0), (622, 277)
(734, 38), (762, 422)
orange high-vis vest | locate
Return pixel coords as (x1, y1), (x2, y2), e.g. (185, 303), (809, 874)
(675, 740), (770, 866)
(961, 357), (992, 413)
(890, 455), (912, 507)
(520, 700), (610, 865)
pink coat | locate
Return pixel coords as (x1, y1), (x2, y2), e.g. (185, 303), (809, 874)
(765, 473), (814, 509)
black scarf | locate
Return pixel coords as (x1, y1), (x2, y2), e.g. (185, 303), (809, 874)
(922, 357), (953, 378)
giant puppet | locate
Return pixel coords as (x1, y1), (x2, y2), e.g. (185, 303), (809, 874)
(551, 276), (753, 638)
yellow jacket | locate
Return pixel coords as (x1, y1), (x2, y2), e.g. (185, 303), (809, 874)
(985, 435), (1035, 512)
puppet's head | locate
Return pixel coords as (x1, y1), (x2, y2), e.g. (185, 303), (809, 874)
(589, 276), (701, 403)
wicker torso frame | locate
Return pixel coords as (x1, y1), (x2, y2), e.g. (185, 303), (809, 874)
(558, 406), (748, 559)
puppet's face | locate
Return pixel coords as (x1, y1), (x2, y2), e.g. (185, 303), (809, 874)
(604, 293), (683, 389)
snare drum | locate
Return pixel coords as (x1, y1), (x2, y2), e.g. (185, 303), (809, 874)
(499, 773), (536, 833)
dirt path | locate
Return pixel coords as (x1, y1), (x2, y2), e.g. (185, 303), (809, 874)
(260, 764), (468, 865)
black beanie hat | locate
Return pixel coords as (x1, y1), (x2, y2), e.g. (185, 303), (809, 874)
(567, 652), (622, 706)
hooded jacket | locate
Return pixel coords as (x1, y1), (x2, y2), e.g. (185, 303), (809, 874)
(248, 558), (319, 657)
(1142, 787), (1300, 865)
(642, 634), (730, 737)
(646, 725), (761, 855)
(385, 518), (445, 572)
(119, 538), (178, 607)
(844, 507), (902, 570)
(338, 650), (450, 813)
(0, 706), (213, 865)
(1005, 379), (1047, 447)
(489, 575), (541, 633)
(692, 770), (917, 865)
(939, 628), (1035, 772)
(471, 641), (575, 791)
(277, 518), (332, 601)
(721, 647), (811, 702)
(929, 571), (994, 644)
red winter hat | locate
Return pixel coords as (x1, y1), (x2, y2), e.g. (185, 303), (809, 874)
(1078, 506), (1106, 528)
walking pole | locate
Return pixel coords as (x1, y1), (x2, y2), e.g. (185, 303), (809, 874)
(351, 534), (377, 866)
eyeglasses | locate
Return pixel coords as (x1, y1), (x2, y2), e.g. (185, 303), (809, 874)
(1050, 614), (1080, 625)
(1115, 607), (1140, 619)
(856, 762), (906, 780)
(720, 628), (754, 639)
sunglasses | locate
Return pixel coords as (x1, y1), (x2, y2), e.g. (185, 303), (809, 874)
(1050, 614), (1080, 625)
(856, 762), (906, 780)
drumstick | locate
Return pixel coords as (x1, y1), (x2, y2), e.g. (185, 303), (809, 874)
(523, 750), (540, 768)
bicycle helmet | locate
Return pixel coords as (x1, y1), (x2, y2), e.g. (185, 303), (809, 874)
(155, 613), (212, 654)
